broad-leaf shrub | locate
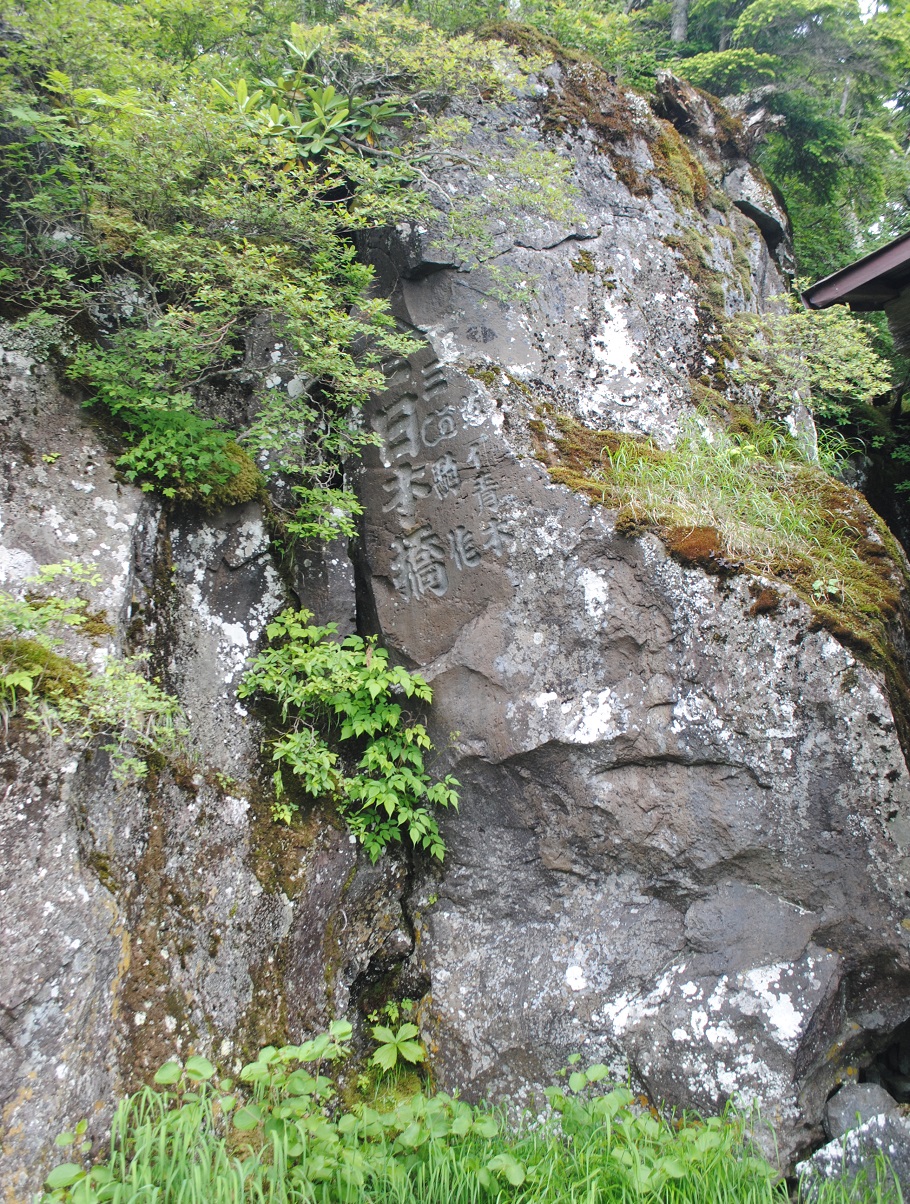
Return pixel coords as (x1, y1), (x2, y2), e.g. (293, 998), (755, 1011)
(238, 609), (458, 859)
(0, 0), (577, 539)
(116, 410), (260, 505)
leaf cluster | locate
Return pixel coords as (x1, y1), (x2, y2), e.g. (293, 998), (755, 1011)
(0, 562), (188, 780)
(0, 0), (586, 534)
(211, 44), (408, 158)
(238, 608), (458, 860)
(725, 294), (893, 421)
(43, 1036), (877, 1204)
(371, 1022), (426, 1072)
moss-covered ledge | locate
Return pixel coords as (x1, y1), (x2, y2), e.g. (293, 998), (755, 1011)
(532, 410), (910, 758)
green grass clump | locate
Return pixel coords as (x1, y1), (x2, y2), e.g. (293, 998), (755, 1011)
(543, 415), (906, 663)
(39, 1034), (906, 1204)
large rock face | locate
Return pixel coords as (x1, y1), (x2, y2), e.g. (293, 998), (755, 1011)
(0, 342), (412, 1198)
(1, 51), (909, 1192)
(352, 64), (910, 1164)
(356, 339), (910, 1160)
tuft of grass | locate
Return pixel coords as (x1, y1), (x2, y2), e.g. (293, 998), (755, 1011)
(38, 1040), (907, 1204)
(543, 416), (907, 666)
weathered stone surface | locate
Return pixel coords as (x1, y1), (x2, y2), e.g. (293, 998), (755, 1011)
(351, 77), (910, 1165)
(797, 1112), (910, 1199)
(2, 48), (910, 1194)
(721, 86), (788, 154)
(362, 78), (788, 450)
(650, 70), (792, 272)
(0, 339), (398, 1195)
(722, 164), (793, 271)
(0, 338), (142, 1201)
(825, 1082), (900, 1140)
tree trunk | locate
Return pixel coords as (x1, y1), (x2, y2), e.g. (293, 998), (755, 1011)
(839, 75), (852, 118)
(671, 0), (688, 43)
(719, 27), (731, 50)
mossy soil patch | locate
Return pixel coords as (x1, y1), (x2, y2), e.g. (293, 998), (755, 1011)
(534, 412), (910, 754)
(0, 636), (87, 699)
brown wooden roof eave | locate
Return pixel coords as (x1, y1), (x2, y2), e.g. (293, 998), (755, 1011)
(802, 230), (910, 311)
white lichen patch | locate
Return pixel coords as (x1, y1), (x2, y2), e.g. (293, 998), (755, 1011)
(735, 964), (805, 1047)
(578, 566), (610, 618)
(566, 965), (588, 991)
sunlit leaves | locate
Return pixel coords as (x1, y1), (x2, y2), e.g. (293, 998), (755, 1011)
(0, 563), (188, 780)
(726, 293), (892, 419)
(370, 1023), (426, 1071)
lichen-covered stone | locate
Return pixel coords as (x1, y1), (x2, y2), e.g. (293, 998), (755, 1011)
(351, 78), (910, 1165)
(0, 341), (388, 1195)
(2, 50), (910, 1193)
(797, 1112), (910, 1199)
(0, 339), (143, 1201)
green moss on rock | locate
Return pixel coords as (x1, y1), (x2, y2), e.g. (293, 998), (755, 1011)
(649, 127), (711, 209)
(0, 636), (87, 698)
(534, 412), (910, 751)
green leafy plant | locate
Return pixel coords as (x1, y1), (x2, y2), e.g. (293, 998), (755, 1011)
(369, 997), (416, 1026)
(371, 1022), (426, 1073)
(811, 576), (842, 601)
(677, 47), (778, 93)
(67, 333), (260, 506)
(0, 0), (578, 544)
(0, 562), (188, 778)
(725, 296), (893, 423)
(211, 70), (406, 159)
(115, 409), (261, 505)
(238, 608), (458, 859)
(41, 1034), (903, 1204)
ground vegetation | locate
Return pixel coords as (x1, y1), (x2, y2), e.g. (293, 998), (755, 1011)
(37, 1029), (906, 1203)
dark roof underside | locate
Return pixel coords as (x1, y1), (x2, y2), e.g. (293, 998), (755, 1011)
(802, 230), (910, 311)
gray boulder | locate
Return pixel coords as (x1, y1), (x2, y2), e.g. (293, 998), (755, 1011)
(2, 44), (910, 1193)
(825, 1082), (900, 1140)
(798, 1113), (910, 1201)
(352, 67), (910, 1168)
